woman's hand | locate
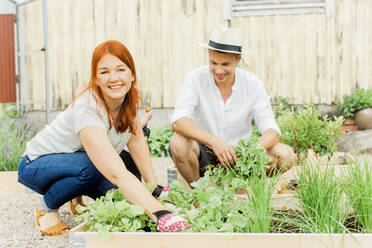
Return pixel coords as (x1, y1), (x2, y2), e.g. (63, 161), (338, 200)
(153, 210), (191, 232)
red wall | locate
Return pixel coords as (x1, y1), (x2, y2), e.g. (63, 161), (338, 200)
(0, 14), (16, 103)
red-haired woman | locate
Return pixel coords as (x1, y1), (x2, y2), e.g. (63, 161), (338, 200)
(17, 40), (189, 236)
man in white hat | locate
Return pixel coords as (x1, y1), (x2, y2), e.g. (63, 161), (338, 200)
(169, 25), (295, 184)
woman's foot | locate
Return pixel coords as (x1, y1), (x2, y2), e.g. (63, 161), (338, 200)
(70, 196), (87, 215)
(36, 207), (70, 236)
(71, 195), (84, 205)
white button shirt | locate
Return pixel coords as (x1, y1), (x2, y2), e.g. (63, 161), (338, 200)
(171, 66), (280, 147)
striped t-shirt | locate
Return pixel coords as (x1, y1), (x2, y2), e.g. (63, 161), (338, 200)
(24, 90), (131, 161)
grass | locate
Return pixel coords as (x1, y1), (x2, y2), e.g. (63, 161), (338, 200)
(344, 157), (372, 233)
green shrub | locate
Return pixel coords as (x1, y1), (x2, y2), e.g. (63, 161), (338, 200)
(277, 105), (344, 156)
(337, 89), (372, 118)
(0, 105), (36, 171)
(271, 96), (298, 119)
(147, 127), (174, 157)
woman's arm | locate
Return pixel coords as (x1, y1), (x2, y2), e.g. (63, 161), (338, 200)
(78, 126), (163, 220)
(127, 119), (157, 185)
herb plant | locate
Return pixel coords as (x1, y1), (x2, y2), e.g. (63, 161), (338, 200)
(277, 105), (344, 156)
(344, 158), (372, 233)
(295, 159), (348, 233)
(337, 89), (372, 118)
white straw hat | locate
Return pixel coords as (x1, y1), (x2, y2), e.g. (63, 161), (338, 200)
(198, 25), (247, 55)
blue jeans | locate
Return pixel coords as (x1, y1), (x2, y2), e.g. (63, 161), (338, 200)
(18, 151), (141, 210)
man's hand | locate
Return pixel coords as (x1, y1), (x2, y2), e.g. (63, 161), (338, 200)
(210, 136), (237, 167)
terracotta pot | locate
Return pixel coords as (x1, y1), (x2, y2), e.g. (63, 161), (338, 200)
(343, 118), (355, 125)
(354, 107), (372, 130)
(339, 124), (358, 132)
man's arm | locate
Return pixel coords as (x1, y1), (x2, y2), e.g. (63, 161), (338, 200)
(172, 117), (237, 166)
(259, 128), (279, 150)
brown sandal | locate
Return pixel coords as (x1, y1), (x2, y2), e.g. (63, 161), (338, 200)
(35, 208), (70, 236)
(69, 200), (87, 215)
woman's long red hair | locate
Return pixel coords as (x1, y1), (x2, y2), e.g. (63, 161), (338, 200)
(83, 40), (139, 134)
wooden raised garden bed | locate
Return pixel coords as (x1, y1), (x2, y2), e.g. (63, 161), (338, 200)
(69, 223), (372, 248)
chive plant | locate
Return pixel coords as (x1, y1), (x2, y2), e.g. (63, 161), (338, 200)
(344, 157), (372, 233)
(295, 159), (349, 233)
(243, 171), (279, 233)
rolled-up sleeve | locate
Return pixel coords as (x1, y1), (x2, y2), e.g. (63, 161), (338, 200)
(251, 82), (281, 136)
(170, 72), (199, 125)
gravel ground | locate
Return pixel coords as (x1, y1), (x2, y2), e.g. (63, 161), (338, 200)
(0, 158), (175, 248)
(0, 191), (80, 248)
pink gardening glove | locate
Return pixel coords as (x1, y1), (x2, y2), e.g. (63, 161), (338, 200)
(153, 210), (191, 232)
(152, 185), (171, 202)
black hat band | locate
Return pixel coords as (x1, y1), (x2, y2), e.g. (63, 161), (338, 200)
(208, 40), (242, 53)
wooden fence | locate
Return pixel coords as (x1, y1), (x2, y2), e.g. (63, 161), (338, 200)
(22, 0), (372, 110)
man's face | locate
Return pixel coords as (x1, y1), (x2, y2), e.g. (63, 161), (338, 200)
(208, 49), (241, 85)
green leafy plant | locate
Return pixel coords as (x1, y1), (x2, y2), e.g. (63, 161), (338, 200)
(166, 177), (240, 233)
(0, 105), (36, 171)
(344, 157), (372, 233)
(337, 89), (372, 118)
(167, 136), (278, 233)
(147, 127), (174, 157)
(251, 120), (261, 137)
(167, 167), (279, 233)
(277, 105), (344, 156)
(75, 189), (157, 239)
(76, 136), (369, 234)
(211, 136), (269, 183)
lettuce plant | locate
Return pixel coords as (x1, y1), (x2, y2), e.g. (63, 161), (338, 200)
(75, 189), (157, 239)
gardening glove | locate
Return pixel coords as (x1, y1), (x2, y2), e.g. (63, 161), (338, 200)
(142, 124), (151, 138)
(152, 185), (171, 202)
(153, 210), (191, 232)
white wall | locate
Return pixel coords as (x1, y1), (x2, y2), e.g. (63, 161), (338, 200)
(0, 0), (15, 14)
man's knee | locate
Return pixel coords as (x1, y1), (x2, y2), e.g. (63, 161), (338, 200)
(169, 134), (198, 162)
(267, 143), (296, 173)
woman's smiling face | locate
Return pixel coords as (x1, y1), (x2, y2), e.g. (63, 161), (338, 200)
(96, 53), (134, 105)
